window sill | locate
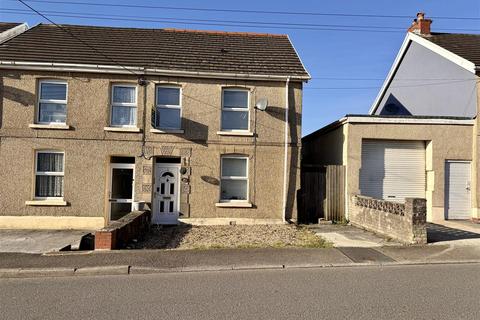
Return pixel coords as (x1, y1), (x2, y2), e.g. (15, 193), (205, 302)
(215, 202), (253, 208)
(216, 131), (254, 137)
(29, 124), (71, 130)
(150, 128), (184, 134)
(104, 127), (141, 133)
(25, 199), (67, 206)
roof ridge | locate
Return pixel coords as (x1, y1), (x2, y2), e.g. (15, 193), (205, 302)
(40, 23), (156, 31)
(37, 23), (287, 37)
(162, 28), (287, 37)
(429, 32), (480, 36)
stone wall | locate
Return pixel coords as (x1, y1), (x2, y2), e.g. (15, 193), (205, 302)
(350, 195), (427, 245)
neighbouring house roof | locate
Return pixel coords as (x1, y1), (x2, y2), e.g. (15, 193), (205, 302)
(369, 31), (479, 114)
(0, 22), (28, 44)
(0, 23), (310, 80)
(0, 22), (21, 33)
(424, 33), (480, 67)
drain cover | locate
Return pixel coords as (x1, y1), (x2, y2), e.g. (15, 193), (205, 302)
(338, 247), (396, 263)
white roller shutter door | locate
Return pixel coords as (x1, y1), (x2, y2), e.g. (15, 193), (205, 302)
(360, 140), (426, 202)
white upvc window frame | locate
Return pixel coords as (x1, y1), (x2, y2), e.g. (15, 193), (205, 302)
(37, 80), (68, 125)
(34, 150), (65, 200)
(221, 88), (251, 132)
(110, 84), (138, 128)
(219, 155), (249, 203)
(155, 85), (182, 130)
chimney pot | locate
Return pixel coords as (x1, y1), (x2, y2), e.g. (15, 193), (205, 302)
(408, 12), (432, 36)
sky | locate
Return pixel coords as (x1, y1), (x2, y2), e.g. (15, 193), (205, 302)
(1, 0), (480, 136)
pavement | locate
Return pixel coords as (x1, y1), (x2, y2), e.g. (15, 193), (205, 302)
(1, 242), (480, 279)
(0, 229), (92, 253)
(1, 221), (480, 279)
(2, 264), (480, 320)
(311, 221), (480, 247)
(309, 224), (402, 247)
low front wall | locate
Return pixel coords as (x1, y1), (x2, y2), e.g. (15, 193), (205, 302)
(350, 195), (427, 245)
(95, 210), (151, 250)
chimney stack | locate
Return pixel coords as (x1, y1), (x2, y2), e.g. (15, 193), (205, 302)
(408, 12), (432, 36)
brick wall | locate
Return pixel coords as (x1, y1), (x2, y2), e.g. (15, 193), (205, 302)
(350, 195), (427, 245)
(95, 210), (151, 250)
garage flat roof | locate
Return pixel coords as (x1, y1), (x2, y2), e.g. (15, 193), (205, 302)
(303, 115), (475, 141)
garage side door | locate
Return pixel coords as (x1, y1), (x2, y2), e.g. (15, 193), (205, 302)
(445, 161), (471, 219)
(360, 140), (426, 202)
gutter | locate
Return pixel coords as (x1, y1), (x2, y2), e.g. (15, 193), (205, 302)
(281, 77), (291, 223)
(0, 60), (311, 82)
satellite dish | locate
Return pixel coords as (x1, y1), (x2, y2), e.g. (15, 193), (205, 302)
(255, 98), (268, 111)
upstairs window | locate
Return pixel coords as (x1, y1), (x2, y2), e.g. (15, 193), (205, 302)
(221, 89), (249, 131)
(111, 85), (137, 127)
(155, 86), (182, 130)
(220, 156), (248, 202)
(38, 81), (67, 124)
(35, 151), (64, 199)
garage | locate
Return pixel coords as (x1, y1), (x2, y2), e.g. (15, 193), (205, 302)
(359, 139), (426, 202)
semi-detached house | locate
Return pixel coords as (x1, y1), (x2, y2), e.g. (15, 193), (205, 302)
(0, 23), (310, 229)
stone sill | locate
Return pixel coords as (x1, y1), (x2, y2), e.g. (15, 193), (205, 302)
(104, 126), (141, 133)
(215, 202), (253, 208)
(25, 199), (68, 206)
(150, 128), (184, 134)
(29, 124), (71, 130)
(216, 131), (254, 137)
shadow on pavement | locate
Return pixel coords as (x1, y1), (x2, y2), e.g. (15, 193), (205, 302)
(427, 223), (480, 243)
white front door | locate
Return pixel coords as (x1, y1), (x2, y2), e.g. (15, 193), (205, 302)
(109, 163), (135, 221)
(445, 160), (471, 220)
(153, 165), (180, 224)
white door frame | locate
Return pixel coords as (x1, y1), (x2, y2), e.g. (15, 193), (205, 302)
(153, 163), (180, 224)
(108, 163), (135, 223)
(445, 160), (471, 220)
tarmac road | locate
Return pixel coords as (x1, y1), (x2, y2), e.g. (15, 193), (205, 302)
(1, 263), (479, 320)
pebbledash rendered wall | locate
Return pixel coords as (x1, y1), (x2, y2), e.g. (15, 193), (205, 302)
(0, 70), (302, 229)
(303, 119), (475, 222)
(347, 121), (474, 222)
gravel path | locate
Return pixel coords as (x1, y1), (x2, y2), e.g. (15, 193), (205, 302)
(132, 225), (330, 250)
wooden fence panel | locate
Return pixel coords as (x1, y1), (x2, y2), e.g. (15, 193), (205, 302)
(299, 166), (326, 223)
(325, 165), (346, 222)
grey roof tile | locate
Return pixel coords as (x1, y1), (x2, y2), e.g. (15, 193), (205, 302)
(423, 33), (480, 67)
(0, 23), (309, 78)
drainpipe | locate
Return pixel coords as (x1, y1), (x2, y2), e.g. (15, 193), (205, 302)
(281, 77), (291, 223)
